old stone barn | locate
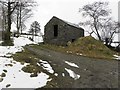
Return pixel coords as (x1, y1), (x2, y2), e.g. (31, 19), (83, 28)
(44, 16), (84, 45)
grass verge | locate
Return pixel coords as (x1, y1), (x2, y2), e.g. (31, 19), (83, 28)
(13, 48), (52, 77)
(30, 36), (119, 60)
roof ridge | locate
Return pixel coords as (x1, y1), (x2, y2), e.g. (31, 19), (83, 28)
(52, 16), (81, 29)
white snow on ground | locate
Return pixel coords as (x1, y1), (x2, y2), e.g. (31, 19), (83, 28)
(0, 37), (36, 57)
(0, 58), (50, 89)
(21, 35), (43, 43)
(38, 60), (54, 74)
(113, 55), (120, 60)
(0, 36), (50, 88)
(13, 37), (37, 46)
(65, 61), (79, 68)
(65, 68), (80, 80)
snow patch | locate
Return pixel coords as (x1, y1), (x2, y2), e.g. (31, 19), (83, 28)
(76, 53), (83, 56)
(113, 55), (120, 60)
(0, 57), (50, 88)
(65, 68), (80, 80)
(38, 60), (54, 74)
(65, 61), (79, 68)
(63, 20), (80, 28)
(13, 37), (36, 47)
(54, 73), (58, 76)
(21, 35), (43, 43)
(0, 36), (36, 57)
(62, 73), (65, 77)
(0, 36), (50, 88)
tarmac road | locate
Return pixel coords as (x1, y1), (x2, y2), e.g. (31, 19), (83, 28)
(26, 46), (119, 88)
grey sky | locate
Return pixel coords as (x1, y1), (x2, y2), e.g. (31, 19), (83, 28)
(27, 0), (119, 32)
(11, 0), (119, 42)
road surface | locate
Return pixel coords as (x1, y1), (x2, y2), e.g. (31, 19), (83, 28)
(26, 46), (119, 88)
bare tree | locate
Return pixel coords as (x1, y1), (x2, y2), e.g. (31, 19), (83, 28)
(0, 0), (18, 43)
(100, 18), (120, 46)
(13, 0), (36, 36)
(0, 5), (2, 30)
(0, 4), (6, 40)
(29, 21), (41, 41)
(79, 1), (111, 41)
(0, 0), (36, 45)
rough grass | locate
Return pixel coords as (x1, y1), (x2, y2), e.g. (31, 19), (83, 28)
(12, 48), (50, 77)
(66, 36), (116, 59)
(13, 48), (73, 88)
(13, 49), (39, 65)
(32, 36), (117, 60)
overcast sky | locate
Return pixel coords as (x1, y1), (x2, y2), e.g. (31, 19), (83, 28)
(26, 0), (118, 31)
(20, 0), (119, 42)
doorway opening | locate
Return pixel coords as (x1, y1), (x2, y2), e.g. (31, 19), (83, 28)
(54, 25), (58, 37)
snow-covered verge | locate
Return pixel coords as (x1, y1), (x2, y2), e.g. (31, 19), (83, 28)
(0, 58), (50, 88)
(0, 36), (51, 88)
(20, 35), (43, 43)
(0, 37), (36, 57)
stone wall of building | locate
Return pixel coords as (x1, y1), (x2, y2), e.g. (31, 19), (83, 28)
(44, 16), (84, 46)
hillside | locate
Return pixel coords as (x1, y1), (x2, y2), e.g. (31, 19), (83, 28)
(67, 36), (116, 59)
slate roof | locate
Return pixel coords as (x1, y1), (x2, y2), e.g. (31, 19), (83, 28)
(52, 16), (83, 29)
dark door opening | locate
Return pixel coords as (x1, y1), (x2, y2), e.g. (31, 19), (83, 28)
(54, 25), (58, 37)
(72, 39), (75, 42)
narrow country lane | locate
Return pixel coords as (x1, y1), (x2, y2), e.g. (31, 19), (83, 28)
(26, 46), (118, 88)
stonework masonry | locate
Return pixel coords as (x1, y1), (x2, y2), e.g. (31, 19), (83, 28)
(44, 16), (84, 46)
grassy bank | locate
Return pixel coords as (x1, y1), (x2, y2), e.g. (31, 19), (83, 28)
(31, 36), (118, 60)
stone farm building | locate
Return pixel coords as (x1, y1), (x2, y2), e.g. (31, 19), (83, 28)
(44, 16), (84, 46)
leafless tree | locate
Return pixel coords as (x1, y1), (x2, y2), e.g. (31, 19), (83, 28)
(0, 4), (7, 40)
(100, 18), (120, 46)
(0, 0), (18, 42)
(79, 1), (111, 41)
(0, 5), (2, 29)
(0, 0), (36, 45)
(29, 21), (41, 41)
(13, 0), (36, 36)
